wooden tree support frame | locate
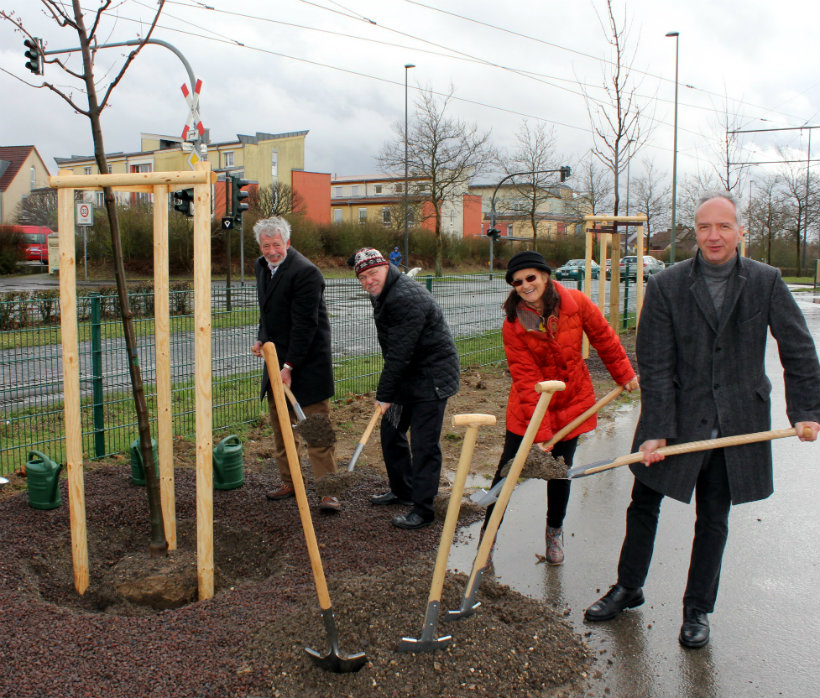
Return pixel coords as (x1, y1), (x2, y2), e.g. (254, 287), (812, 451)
(581, 214), (647, 357)
(48, 164), (217, 600)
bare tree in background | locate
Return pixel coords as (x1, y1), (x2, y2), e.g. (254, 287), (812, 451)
(378, 87), (493, 276)
(747, 174), (786, 265)
(778, 156), (811, 273)
(631, 160), (671, 250)
(708, 92), (749, 196)
(15, 187), (59, 227)
(251, 182), (303, 219)
(582, 0), (652, 222)
(496, 121), (562, 245)
(2, 1), (168, 555)
(575, 158), (613, 216)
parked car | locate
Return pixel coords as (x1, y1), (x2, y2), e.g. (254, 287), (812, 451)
(0, 224), (53, 266)
(553, 258), (600, 282)
(619, 255), (665, 279)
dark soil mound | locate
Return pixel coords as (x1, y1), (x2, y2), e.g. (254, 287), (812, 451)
(0, 464), (594, 697)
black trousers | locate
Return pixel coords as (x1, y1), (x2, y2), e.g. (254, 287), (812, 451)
(617, 448), (731, 613)
(380, 398), (448, 520)
(482, 430), (579, 531)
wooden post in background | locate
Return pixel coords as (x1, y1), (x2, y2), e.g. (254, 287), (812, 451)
(193, 162), (214, 600)
(152, 184), (176, 550)
(55, 169), (89, 595)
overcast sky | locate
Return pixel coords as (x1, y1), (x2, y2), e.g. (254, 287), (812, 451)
(2, 0), (819, 192)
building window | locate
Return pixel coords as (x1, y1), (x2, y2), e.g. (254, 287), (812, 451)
(358, 208), (367, 224)
(223, 151), (234, 168)
(375, 184), (383, 194)
(333, 208), (343, 223)
(352, 185), (361, 197)
(507, 224), (513, 236)
(271, 150), (278, 179)
(30, 166), (36, 189)
(332, 186), (343, 198)
(95, 191), (104, 207)
(395, 183), (403, 194)
(382, 207), (391, 225)
(83, 166), (92, 176)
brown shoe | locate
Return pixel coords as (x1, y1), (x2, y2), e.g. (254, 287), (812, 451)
(319, 495), (341, 512)
(266, 484), (295, 500)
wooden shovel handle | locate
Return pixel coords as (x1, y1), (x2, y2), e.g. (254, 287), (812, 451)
(466, 381), (566, 591)
(282, 384), (307, 422)
(585, 426), (810, 476)
(359, 405), (382, 446)
(545, 385), (624, 449)
(262, 342), (332, 610)
(427, 414), (497, 605)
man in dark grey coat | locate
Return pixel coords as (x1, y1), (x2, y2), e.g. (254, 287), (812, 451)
(585, 193), (820, 648)
(351, 247), (460, 530)
(251, 216), (339, 511)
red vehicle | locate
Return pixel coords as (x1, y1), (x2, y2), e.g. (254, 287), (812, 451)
(0, 224), (53, 266)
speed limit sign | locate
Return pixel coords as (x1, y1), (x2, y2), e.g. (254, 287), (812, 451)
(76, 202), (94, 226)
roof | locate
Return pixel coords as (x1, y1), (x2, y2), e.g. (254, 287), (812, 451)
(0, 145), (45, 193)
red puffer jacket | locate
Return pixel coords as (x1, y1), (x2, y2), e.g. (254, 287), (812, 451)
(503, 281), (635, 443)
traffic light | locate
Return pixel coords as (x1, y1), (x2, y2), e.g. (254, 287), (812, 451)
(172, 189), (194, 217)
(23, 37), (43, 76)
(486, 227), (500, 241)
(230, 175), (249, 225)
(559, 165), (571, 182)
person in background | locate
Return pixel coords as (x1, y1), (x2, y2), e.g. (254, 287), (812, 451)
(351, 247), (460, 530)
(389, 246), (402, 267)
(251, 216), (340, 512)
(486, 250), (638, 564)
(584, 192), (820, 648)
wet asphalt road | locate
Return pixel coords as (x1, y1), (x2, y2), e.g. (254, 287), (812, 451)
(450, 290), (820, 697)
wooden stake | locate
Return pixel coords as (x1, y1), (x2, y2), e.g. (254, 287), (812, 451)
(56, 171), (89, 595)
(153, 184), (176, 550)
(193, 163), (214, 600)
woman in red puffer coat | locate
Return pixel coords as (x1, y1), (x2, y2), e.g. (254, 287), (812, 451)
(484, 251), (639, 565)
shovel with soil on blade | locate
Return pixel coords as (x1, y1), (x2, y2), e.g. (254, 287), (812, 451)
(262, 342), (366, 673)
(568, 425), (815, 478)
(471, 385), (625, 507)
(282, 384), (336, 449)
(448, 380), (566, 621)
(398, 413), (496, 653)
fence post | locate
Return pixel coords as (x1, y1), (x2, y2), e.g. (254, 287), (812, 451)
(90, 294), (105, 457)
(622, 262), (631, 330)
(426, 275), (433, 293)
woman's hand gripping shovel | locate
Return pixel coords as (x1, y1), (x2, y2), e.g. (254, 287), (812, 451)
(262, 342), (366, 673)
(398, 413), (496, 652)
(448, 381), (566, 620)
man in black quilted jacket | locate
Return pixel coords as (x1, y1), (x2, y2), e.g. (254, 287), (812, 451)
(351, 247), (460, 529)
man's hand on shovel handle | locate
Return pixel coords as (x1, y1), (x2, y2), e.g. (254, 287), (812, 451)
(639, 439), (667, 466)
(796, 421), (820, 442)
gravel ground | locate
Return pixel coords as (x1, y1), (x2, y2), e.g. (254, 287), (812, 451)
(0, 338), (635, 698)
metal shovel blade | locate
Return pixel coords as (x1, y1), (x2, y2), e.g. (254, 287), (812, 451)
(445, 567), (486, 620)
(470, 478), (505, 506)
(567, 459), (611, 479)
(305, 608), (367, 673)
(398, 601), (452, 652)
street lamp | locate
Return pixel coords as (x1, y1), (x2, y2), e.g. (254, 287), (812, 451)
(403, 63), (415, 269)
(666, 31), (679, 264)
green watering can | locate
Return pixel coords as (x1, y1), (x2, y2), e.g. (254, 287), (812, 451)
(26, 451), (62, 510)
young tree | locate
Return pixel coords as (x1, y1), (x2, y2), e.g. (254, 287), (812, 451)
(582, 0), (652, 219)
(2, 1), (168, 555)
(631, 160), (671, 249)
(496, 121), (562, 245)
(378, 87), (493, 276)
(15, 187), (58, 227)
(574, 158), (613, 216)
(251, 182), (303, 218)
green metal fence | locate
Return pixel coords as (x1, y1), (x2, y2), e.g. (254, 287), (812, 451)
(0, 274), (510, 476)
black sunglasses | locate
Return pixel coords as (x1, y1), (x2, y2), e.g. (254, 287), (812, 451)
(511, 274), (538, 288)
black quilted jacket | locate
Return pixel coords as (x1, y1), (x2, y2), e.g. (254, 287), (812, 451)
(370, 266), (460, 404)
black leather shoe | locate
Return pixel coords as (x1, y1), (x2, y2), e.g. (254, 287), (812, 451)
(391, 512), (434, 530)
(584, 584), (645, 621)
(370, 491), (412, 506)
(679, 607), (710, 648)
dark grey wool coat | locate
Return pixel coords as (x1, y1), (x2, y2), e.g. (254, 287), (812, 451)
(370, 265), (460, 404)
(255, 248), (334, 407)
(631, 253), (820, 504)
